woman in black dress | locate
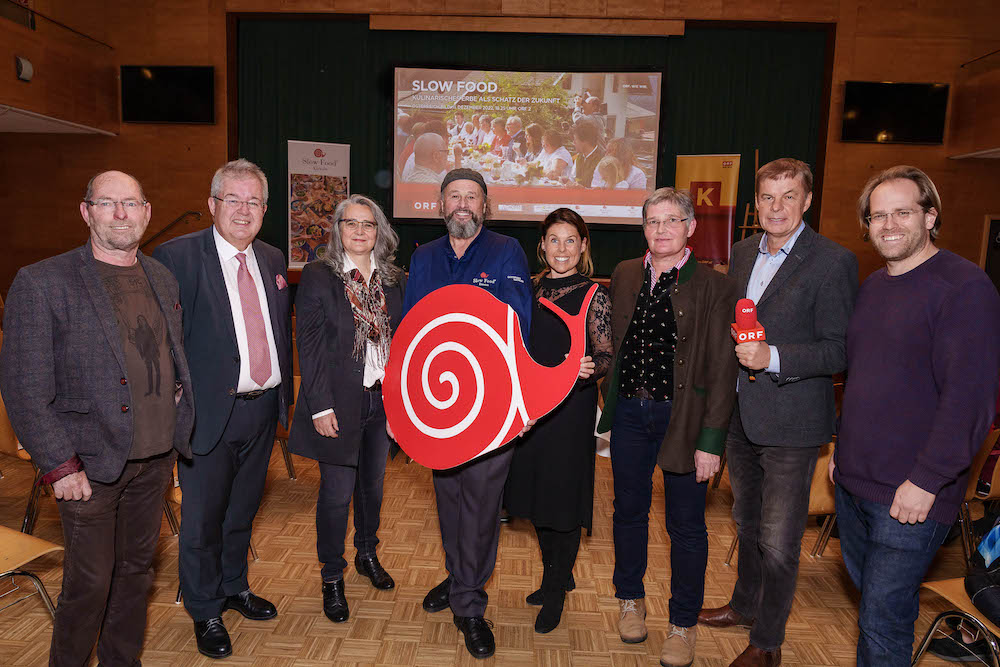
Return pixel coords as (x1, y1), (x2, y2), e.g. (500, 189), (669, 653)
(505, 207), (612, 633)
(289, 194), (405, 624)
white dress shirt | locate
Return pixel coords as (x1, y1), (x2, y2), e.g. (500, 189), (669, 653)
(213, 226), (282, 393)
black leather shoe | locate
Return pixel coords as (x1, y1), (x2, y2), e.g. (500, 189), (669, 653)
(355, 553), (395, 590)
(526, 572), (576, 605)
(422, 578), (451, 613)
(194, 617), (232, 659)
(322, 580), (349, 623)
(454, 615), (496, 659)
(223, 589), (277, 620)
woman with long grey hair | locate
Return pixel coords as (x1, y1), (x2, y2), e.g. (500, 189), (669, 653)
(288, 194), (406, 624)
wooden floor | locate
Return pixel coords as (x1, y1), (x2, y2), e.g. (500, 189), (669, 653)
(0, 445), (970, 666)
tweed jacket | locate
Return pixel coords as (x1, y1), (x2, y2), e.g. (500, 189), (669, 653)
(729, 224), (858, 446)
(0, 244), (195, 482)
(598, 255), (739, 473)
(288, 260), (405, 466)
(153, 227), (293, 455)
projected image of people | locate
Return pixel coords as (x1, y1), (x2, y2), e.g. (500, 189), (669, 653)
(393, 68), (661, 225)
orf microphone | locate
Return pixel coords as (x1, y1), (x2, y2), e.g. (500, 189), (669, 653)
(731, 298), (766, 382)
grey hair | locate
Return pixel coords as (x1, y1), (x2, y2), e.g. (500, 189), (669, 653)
(323, 194), (402, 285)
(210, 158), (269, 204)
(642, 187), (695, 224)
(84, 171), (147, 202)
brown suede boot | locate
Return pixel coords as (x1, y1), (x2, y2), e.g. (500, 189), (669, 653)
(618, 598), (647, 643)
(659, 623), (696, 666)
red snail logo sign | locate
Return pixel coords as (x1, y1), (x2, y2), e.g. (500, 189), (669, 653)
(313, 149), (326, 158)
(383, 283), (598, 469)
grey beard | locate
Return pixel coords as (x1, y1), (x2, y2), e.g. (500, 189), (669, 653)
(444, 213), (482, 239)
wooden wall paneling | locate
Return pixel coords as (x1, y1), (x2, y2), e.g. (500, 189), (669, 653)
(948, 56), (1000, 157)
(500, 0), (552, 16)
(443, 0), (505, 16)
(369, 14), (683, 35)
(547, 0), (607, 18)
(605, 0), (667, 19)
(0, 18), (118, 133)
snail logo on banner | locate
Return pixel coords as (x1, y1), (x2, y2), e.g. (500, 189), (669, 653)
(383, 283), (598, 470)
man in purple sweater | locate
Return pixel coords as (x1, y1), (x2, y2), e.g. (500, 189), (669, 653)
(833, 165), (1000, 666)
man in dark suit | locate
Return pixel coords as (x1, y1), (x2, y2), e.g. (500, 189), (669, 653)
(698, 158), (858, 667)
(154, 159), (292, 659)
(0, 170), (195, 666)
(571, 119), (605, 187)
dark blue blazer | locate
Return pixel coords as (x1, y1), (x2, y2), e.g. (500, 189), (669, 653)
(153, 227), (292, 455)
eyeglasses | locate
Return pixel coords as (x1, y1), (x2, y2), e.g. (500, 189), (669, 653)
(85, 199), (147, 210)
(342, 219), (377, 233)
(212, 196), (263, 211)
(645, 217), (689, 229)
(866, 208), (924, 225)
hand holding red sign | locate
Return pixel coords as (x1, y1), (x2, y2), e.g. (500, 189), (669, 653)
(382, 283), (598, 470)
(731, 298), (767, 382)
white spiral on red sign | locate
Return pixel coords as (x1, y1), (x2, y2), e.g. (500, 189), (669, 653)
(400, 309), (527, 458)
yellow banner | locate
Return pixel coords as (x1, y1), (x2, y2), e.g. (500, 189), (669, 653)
(675, 154), (741, 263)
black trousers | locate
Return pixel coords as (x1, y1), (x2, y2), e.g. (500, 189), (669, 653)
(178, 390), (278, 620)
(316, 389), (390, 581)
(727, 403), (820, 650)
(49, 451), (176, 667)
(432, 446), (514, 617)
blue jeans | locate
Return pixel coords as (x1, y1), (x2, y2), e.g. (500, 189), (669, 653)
(611, 397), (708, 627)
(835, 484), (950, 667)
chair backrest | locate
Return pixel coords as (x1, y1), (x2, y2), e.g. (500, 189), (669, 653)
(808, 440), (836, 516)
(966, 429), (1000, 502)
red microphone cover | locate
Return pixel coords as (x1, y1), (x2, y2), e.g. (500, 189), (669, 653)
(731, 298), (766, 344)
(734, 298), (758, 329)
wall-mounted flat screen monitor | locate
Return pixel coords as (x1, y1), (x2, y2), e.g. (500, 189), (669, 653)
(841, 81), (949, 144)
(393, 67), (662, 224)
(121, 66), (215, 124)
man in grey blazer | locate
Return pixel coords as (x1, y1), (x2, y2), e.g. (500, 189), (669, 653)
(154, 159), (292, 659)
(698, 159), (858, 667)
(0, 170), (195, 666)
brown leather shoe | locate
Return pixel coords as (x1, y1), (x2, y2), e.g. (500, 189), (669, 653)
(698, 603), (754, 628)
(730, 644), (781, 667)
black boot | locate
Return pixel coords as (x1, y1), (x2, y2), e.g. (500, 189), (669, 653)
(534, 536), (564, 633)
(526, 572), (575, 605)
(534, 527), (580, 632)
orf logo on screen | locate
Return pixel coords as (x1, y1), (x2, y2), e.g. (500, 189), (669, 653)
(314, 149), (326, 158)
(413, 201), (438, 211)
(722, 160), (734, 168)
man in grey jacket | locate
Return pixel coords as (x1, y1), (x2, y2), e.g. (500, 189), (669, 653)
(698, 158), (858, 667)
(0, 170), (194, 666)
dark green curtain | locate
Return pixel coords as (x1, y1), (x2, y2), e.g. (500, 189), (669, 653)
(238, 18), (828, 276)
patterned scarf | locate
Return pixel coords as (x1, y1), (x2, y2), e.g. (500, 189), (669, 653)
(344, 267), (391, 365)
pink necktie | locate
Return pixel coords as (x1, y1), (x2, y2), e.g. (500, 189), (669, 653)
(236, 253), (272, 386)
